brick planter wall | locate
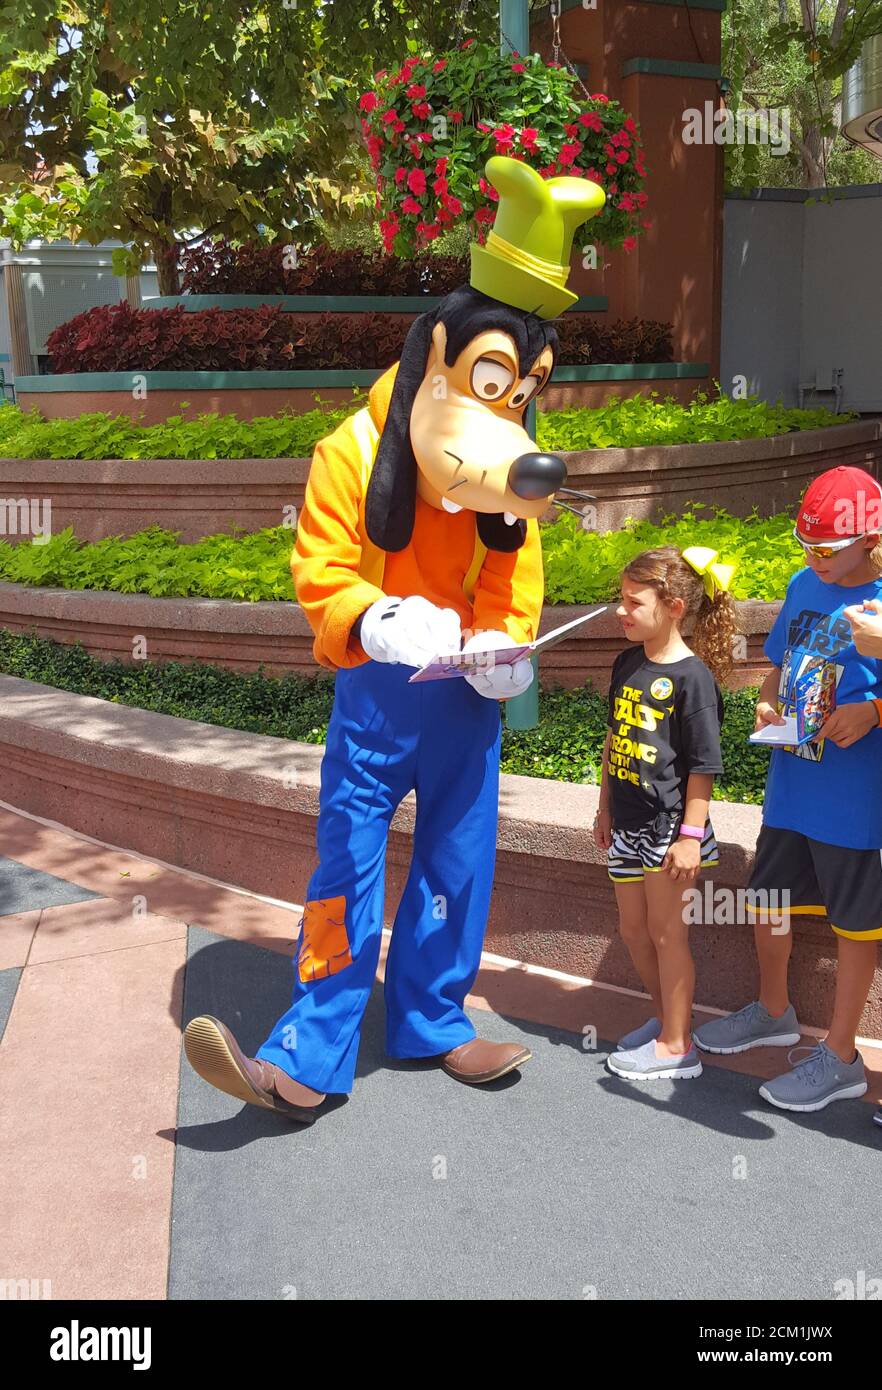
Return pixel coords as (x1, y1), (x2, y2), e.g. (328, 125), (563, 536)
(0, 586), (779, 692)
(3, 420), (877, 543)
(0, 675), (877, 1038)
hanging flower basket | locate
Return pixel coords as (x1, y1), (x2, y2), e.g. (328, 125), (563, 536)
(359, 40), (650, 258)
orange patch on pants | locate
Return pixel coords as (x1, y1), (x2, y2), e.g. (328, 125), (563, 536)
(297, 895), (353, 983)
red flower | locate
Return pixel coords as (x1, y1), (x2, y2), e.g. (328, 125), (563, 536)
(442, 194), (463, 215)
(359, 91), (379, 113)
(406, 84), (427, 99)
(449, 110), (463, 124)
(381, 110), (398, 125)
(408, 141), (423, 159)
(519, 127), (539, 150)
(564, 123), (580, 138)
(394, 167), (407, 186)
(579, 112), (602, 131)
(434, 156), (448, 175)
(433, 60), (447, 73)
(433, 175), (448, 195)
(511, 62), (526, 72)
(493, 123), (515, 141)
(558, 142), (582, 166)
(615, 149), (630, 164)
(606, 161), (617, 174)
(401, 196), (422, 215)
(412, 102), (431, 120)
(475, 206), (495, 225)
(624, 117), (637, 134)
(591, 92), (609, 103)
(418, 132), (433, 142)
(462, 37), (476, 48)
(623, 237), (636, 252)
(407, 167), (426, 195)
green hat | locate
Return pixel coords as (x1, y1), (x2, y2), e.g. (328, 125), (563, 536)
(470, 155), (605, 320)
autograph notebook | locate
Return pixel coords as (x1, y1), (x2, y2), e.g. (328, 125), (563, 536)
(749, 652), (838, 747)
(408, 606), (608, 684)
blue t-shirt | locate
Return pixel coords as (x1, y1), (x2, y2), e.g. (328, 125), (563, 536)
(763, 567), (882, 849)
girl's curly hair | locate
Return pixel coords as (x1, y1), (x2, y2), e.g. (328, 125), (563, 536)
(622, 546), (739, 684)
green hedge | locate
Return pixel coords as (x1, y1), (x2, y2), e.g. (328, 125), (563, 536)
(0, 392), (853, 460)
(0, 630), (768, 804)
(0, 509), (803, 604)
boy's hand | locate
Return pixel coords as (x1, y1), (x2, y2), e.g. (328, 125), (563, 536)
(813, 701), (880, 747)
(593, 806), (613, 851)
(755, 701), (785, 731)
(663, 835), (701, 881)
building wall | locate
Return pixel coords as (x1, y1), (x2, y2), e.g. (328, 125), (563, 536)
(533, 0), (725, 372)
(721, 188), (882, 412)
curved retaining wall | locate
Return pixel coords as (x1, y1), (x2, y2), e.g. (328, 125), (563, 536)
(0, 674), (877, 1037)
(12, 363), (710, 424)
(0, 587), (779, 691)
(2, 421), (877, 544)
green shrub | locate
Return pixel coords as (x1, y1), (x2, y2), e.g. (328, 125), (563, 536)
(0, 508), (803, 604)
(0, 525), (296, 599)
(536, 391), (854, 451)
(0, 404), (359, 461)
(0, 629), (768, 804)
(543, 508), (801, 604)
(0, 391), (854, 461)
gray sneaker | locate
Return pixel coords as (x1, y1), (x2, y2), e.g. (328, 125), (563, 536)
(759, 1042), (867, 1112)
(607, 1037), (703, 1081)
(617, 1016), (662, 1050)
(694, 1000), (801, 1056)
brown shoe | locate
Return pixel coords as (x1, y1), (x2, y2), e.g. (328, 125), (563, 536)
(441, 1038), (532, 1085)
(183, 1015), (325, 1124)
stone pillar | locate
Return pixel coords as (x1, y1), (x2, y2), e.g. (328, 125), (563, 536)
(3, 257), (35, 377)
(125, 274), (142, 309)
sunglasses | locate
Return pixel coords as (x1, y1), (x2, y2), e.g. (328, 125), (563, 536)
(793, 526), (866, 560)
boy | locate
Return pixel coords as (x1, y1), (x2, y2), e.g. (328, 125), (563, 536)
(695, 466), (882, 1121)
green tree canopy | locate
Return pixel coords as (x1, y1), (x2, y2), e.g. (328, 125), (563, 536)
(0, 1), (496, 289)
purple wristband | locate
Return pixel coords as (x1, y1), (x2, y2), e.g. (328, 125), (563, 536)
(678, 823), (704, 840)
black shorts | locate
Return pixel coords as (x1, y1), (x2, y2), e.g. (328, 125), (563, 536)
(747, 825), (882, 940)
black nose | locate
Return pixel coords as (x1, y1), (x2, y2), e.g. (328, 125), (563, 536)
(507, 452), (568, 501)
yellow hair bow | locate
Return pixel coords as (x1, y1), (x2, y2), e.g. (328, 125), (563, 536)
(682, 546), (735, 599)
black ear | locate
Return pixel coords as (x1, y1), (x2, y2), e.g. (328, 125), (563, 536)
(365, 310), (437, 552)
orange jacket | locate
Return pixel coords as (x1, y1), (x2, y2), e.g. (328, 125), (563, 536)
(292, 363), (545, 672)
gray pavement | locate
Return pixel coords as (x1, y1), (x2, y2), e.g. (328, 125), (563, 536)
(171, 925), (882, 1301)
(0, 854), (100, 917)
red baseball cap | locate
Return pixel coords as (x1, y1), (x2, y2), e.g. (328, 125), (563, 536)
(796, 465), (882, 542)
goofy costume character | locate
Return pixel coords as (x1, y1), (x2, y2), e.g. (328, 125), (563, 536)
(184, 157), (604, 1122)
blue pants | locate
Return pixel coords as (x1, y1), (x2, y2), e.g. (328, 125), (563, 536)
(255, 659), (503, 1094)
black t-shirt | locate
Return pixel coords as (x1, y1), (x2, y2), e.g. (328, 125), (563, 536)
(606, 646), (724, 830)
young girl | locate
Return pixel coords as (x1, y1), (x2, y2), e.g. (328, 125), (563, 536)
(593, 545), (737, 1080)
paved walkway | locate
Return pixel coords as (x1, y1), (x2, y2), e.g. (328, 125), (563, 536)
(1, 802), (880, 1301)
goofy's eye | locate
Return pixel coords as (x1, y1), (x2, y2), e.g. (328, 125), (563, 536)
(509, 374), (543, 408)
(471, 358), (516, 401)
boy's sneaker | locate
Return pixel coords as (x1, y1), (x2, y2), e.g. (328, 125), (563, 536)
(617, 1016), (662, 1050)
(607, 1037), (703, 1081)
(759, 1042), (867, 1113)
(874, 1107), (882, 1129)
(694, 1000), (801, 1055)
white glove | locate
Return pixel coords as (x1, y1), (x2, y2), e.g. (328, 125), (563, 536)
(358, 594), (462, 669)
(462, 629), (535, 701)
